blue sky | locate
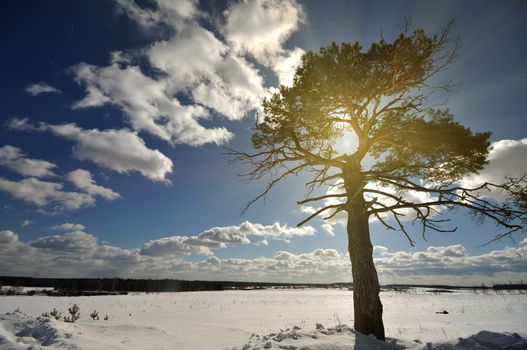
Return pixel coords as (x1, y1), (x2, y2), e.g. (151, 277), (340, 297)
(0, 0), (526, 284)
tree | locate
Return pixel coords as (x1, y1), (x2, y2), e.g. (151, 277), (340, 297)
(227, 21), (527, 341)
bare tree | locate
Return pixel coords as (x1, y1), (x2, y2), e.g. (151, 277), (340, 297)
(227, 21), (527, 340)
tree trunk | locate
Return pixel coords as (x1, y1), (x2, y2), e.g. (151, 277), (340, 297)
(344, 158), (385, 341)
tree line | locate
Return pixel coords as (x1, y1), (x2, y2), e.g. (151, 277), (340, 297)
(0, 276), (352, 293)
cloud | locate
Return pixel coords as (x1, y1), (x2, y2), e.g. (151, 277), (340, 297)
(140, 236), (217, 257)
(25, 82), (61, 96)
(21, 219), (34, 228)
(30, 231), (97, 253)
(0, 230), (19, 245)
(209, 221), (315, 241)
(222, 0), (305, 86)
(0, 145), (57, 177)
(140, 221), (315, 257)
(270, 47), (305, 87)
(373, 245), (389, 256)
(0, 228), (348, 280)
(255, 239), (269, 246)
(146, 24), (266, 120)
(71, 0), (273, 146)
(70, 0), (303, 154)
(115, 0), (198, 30)
(0, 229), (140, 277)
(222, 0), (303, 60)
(51, 223), (86, 232)
(462, 138), (527, 199)
(9, 118), (173, 182)
(0, 177), (96, 212)
(67, 169), (120, 200)
(373, 243), (527, 284)
(72, 63), (234, 146)
(321, 223), (335, 236)
(0, 169), (119, 213)
(1, 228), (526, 283)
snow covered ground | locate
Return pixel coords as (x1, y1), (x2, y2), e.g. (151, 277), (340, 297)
(0, 288), (526, 349)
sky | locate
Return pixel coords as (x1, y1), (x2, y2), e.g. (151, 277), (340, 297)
(0, 0), (526, 285)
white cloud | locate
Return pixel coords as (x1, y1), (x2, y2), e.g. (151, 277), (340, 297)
(52, 223), (86, 232)
(255, 239), (269, 246)
(0, 229), (141, 277)
(71, 0), (303, 155)
(0, 145), (56, 177)
(0, 168), (119, 213)
(141, 221), (315, 257)
(373, 245), (389, 256)
(270, 47), (305, 87)
(9, 118), (173, 182)
(25, 82), (61, 96)
(425, 244), (467, 257)
(462, 138), (527, 199)
(233, 221), (315, 240)
(1, 228), (526, 283)
(0, 230), (19, 245)
(321, 223), (335, 236)
(21, 219), (34, 228)
(223, 0), (303, 59)
(373, 243), (527, 284)
(147, 24), (266, 120)
(72, 63), (233, 146)
(222, 0), (305, 86)
(67, 169), (120, 200)
(30, 231), (97, 253)
(115, 0), (198, 30)
(299, 206), (316, 214)
(147, 25), (227, 88)
(141, 236), (217, 257)
(0, 177), (96, 212)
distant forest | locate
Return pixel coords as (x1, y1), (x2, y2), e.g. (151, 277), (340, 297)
(0, 276), (525, 295)
(0, 276), (351, 294)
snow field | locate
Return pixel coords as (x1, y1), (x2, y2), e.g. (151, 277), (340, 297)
(0, 288), (526, 349)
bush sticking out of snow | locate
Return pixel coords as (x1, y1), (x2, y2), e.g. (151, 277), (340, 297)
(42, 308), (62, 320)
(90, 310), (99, 320)
(63, 304), (80, 323)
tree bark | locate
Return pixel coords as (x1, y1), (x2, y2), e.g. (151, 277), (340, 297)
(344, 158), (385, 341)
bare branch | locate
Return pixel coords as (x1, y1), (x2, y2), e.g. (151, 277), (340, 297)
(297, 193), (347, 205)
(297, 204), (344, 227)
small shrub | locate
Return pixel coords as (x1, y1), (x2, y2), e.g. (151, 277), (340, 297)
(90, 310), (99, 320)
(51, 308), (62, 320)
(42, 308), (62, 320)
(63, 304), (80, 323)
(103, 315), (109, 321)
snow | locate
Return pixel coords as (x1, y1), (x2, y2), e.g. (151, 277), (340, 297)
(1, 287), (54, 294)
(241, 325), (527, 349)
(0, 288), (526, 349)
